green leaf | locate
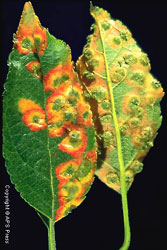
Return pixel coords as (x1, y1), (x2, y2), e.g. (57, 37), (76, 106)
(3, 1), (97, 231)
(76, 3), (164, 193)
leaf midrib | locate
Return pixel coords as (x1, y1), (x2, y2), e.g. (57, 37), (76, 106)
(96, 18), (126, 191)
(36, 52), (56, 222)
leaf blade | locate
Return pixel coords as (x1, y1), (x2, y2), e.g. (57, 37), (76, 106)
(76, 4), (164, 192)
(3, 2), (97, 224)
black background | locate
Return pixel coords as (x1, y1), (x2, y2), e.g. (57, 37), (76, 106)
(1, 1), (167, 250)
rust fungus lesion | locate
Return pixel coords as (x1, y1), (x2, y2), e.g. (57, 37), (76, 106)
(18, 98), (47, 131)
(56, 159), (82, 189)
(58, 126), (87, 158)
(14, 2), (47, 55)
(26, 61), (42, 78)
(22, 109), (47, 131)
(43, 60), (97, 222)
(44, 65), (73, 93)
(16, 3), (97, 223)
(55, 155), (96, 222)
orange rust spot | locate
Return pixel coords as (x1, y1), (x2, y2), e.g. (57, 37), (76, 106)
(55, 175), (86, 222)
(63, 82), (82, 106)
(72, 81), (82, 92)
(55, 146), (96, 222)
(56, 158), (82, 189)
(110, 66), (127, 84)
(46, 90), (66, 121)
(55, 157), (87, 222)
(26, 60), (41, 78)
(15, 34), (35, 55)
(77, 102), (92, 127)
(55, 196), (67, 222)
(122, 91), (141, 114)
(145, 73), (164, 101)
(18, 98), (43, 113)
(22, 108), (47, 131)
(48, 125), (66, 137)
(59, 179), (84, 200)
(125, 72), (145, 91)
(85, 173), (95, 187)
(57, 82), (82, 103)
(78, 167), (95, 186)
(44, 64), (73, 93)
(130, 62), (150, 73)
(33, 28), (47, 55)
(55, 197), (84, 222)
(86, 149), (97, 162)
(95, 166), (120, 193)
(58, 127), (87, 158)
(18, 98), (46, 131)
(14, 2), (47, 55)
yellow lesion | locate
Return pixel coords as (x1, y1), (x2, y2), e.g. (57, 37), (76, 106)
(77, 102), (92, 127)
(144, 73), (164, 101)
(58, 161), (79, 179)
(26, 61), (42, 78)
(43, 54), (74, 93)
(46, 93), (66, 121)
(110, 66), (127, 84)
(60, 180), (83, 200)
(122, 91), (141, 114)
(44, 66), (72, 93)
(20, 36), (35, 51)
(18, 98), (42, 113)
(14, 2), (47, 55)
(22, 109), (47, 131)
(55, 148), (96, 222)
(95, 164), (120, 192)
(21, 2), (37, 26)
(48, 124), (66, 138)
(18, 98), (47, 131)
(77, 168), (94, 185)
(90, 4), (135, 50)
(33, 30), (47, 55)
(129, 58), (151, 73)
(58, 128), (87, 158)
(55, 197), (84, 222)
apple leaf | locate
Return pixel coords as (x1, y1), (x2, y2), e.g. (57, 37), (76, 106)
(76, 3), (164, 193)
(3, 2), (97, 227)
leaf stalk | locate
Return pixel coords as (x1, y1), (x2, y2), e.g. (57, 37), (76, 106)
(119, 185), (131, 250)
(48, 219), (56, 250)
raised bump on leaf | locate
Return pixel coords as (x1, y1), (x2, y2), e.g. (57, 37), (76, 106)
(26, 61), (42, 78)
(44, 56), (73, 92)
(18, 98), (47, 131)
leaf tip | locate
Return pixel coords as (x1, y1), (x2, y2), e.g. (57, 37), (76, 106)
(21, 1), (36, 25)
(90, 1), (93, 11)
(89, 2), (112, 21)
